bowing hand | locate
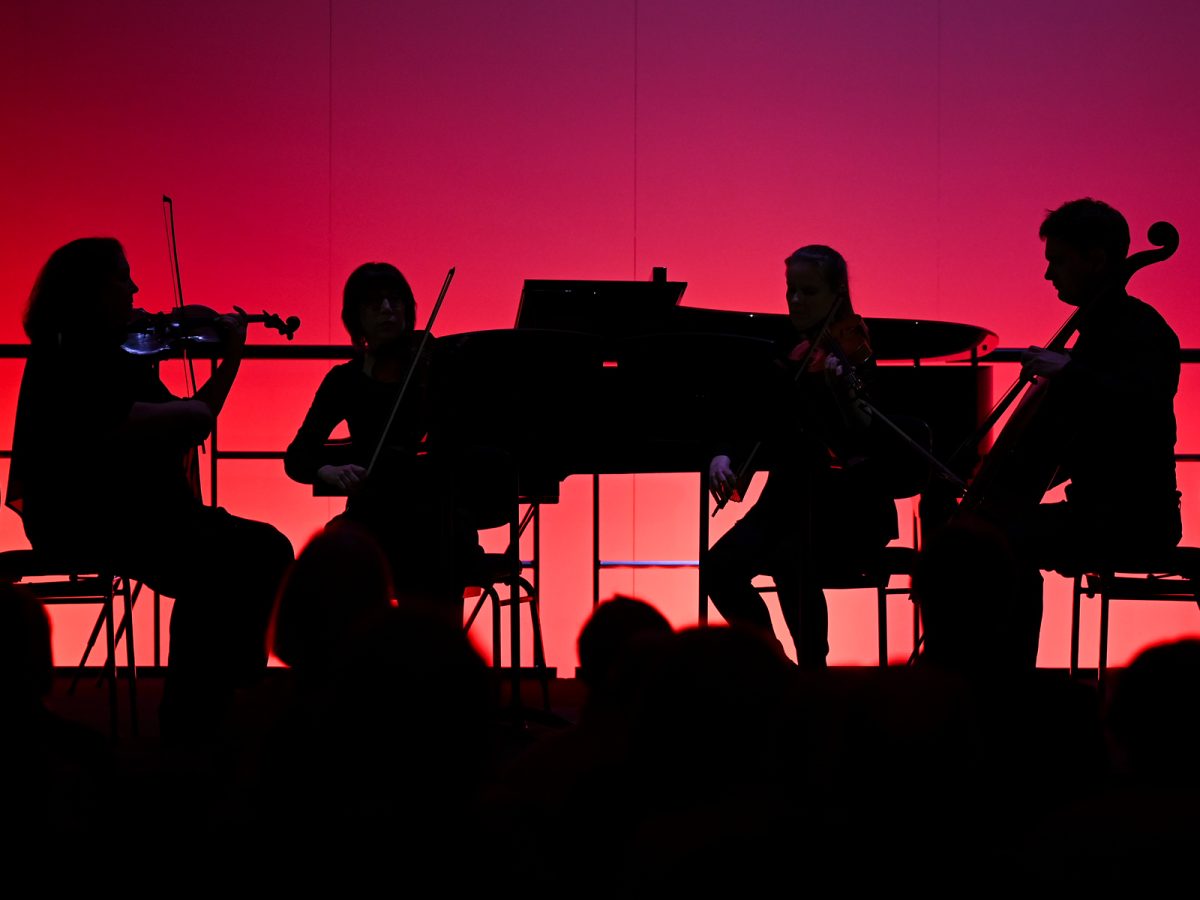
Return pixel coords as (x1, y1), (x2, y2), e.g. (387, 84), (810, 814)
(1020, 346), (1070, 378)
(708, 454), (742, 504)
(318, 463), (367, 495)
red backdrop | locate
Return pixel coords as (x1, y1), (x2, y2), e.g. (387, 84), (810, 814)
(3, 0), (1199, 669)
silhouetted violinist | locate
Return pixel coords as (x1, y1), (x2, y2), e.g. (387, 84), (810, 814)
(6, 238), (294, 738)
(704, 245), (907, 668)
(284, 262), (484, 608)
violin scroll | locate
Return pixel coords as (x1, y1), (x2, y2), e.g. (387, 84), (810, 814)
(262, 310), (302, 340)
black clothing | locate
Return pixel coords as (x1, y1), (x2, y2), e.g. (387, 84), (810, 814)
(8, 342), (293, 733)
(283, 358), (430, 492)
(8, 345), (195, 547)
(284, 356), (484, 601)
(1003, 291), (1181, 667)
(1053, 292), (1180, 525)
(703, 336), (901, 667)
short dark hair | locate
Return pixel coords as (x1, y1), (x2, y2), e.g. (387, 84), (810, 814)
(576, 595), (672, 689)
(1038, 198), (1130, 265)
(24, 237), (127, 344)
(341, 262), (417, 346)
(784, 244), (854, 315)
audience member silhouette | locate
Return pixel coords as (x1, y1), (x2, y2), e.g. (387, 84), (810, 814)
(576, 594), (674, 714)
(258, 603), (495, 881)
(615, 625), (800, 890)
(269, 520), (394, 686)
(486, 595), (675, 886)
(1107, 638), (1200, 785)
(911, 515), (1108, 885)
(1, 584), (114, 840)
(1021, 638), (1200, 886)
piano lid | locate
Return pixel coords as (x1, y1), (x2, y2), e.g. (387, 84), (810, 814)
(514, 276), (996, 362)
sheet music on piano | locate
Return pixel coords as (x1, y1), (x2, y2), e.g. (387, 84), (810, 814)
(515, 274), (688, 335)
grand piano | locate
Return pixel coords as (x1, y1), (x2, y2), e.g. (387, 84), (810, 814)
(424, 273), (998, 682)
(436, 273), (996, 505)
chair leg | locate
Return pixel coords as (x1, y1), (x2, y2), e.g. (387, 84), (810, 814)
(1070, 576), (1082, 678)
(487, 586), (502, 671)
(71, 605), (110, 694)
(876, 585), (888, 667)
(153, 590), (162, 669)
(464, 593), (488, 632)
(104, 594), (118, 739)
(520, 577), (551, 711)
(1098, 593), (1111, 694)
(120, 579), (139, 737)
(911, 596), (920, 664)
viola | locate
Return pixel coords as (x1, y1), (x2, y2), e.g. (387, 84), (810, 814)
(122, 304), (300, 356)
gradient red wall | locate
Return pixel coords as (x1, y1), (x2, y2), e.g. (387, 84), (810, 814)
(3, 0), (1199, 669)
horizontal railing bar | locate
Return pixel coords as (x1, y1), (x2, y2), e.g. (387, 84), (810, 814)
(3, 344), (1200, 363)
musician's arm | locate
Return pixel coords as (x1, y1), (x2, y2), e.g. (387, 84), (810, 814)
(123, 399), (213, 447)
(285, 367), (353, 486)
(1055, 327), (1179, 407)
(192, 311), (247, 419)
(116, 363), (213, 447)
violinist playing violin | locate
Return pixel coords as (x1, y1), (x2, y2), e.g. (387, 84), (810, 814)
(704, 245), (903, 668)
(6, 238), (294, 738)
(993, 198), (1182, 668)
(284, 262), (485, 609)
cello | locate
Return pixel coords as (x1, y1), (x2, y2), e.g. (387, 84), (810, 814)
(951, 219), (1180, 522)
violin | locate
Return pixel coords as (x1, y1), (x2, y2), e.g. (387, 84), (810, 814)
(713, 304), (962, 513)
(122, 304), (300, 356)
(785, 313), (873, 373)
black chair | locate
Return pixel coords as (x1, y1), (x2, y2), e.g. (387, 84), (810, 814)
(755, 545), (920, 665)
(457, 451), (554, 713)
(0, 550), (139, 738)
(748, 415), (932, 665)
(1068, 547), (1200, 692)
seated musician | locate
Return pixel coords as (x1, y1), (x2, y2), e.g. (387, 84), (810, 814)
(284, 262), (484, 608)
(1000, 198), (1182, 666)
(6, 238), (295, 738)
(704, 245), (901, 668)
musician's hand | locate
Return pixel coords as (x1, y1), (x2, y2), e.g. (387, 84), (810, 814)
(824, 355), (871, 427)
(824, 353), (852, 388)
(216, 307), (249, 359)
(709, 455), (741, 504)
(318, 463), (367, 495)
(1020, 347), (1070, 378)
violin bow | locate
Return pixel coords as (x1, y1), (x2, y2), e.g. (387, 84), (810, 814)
(364, 266), (456, 480)
(162, 194), (207, 503)
(161, 195), (200, 397)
